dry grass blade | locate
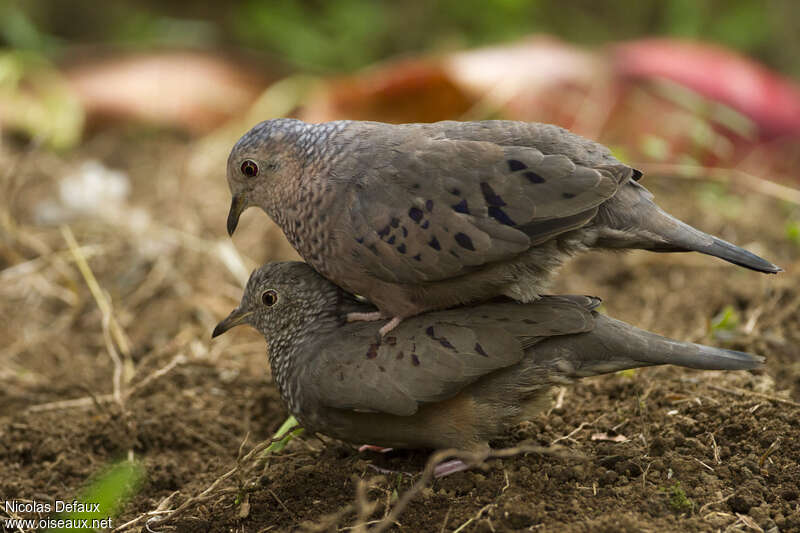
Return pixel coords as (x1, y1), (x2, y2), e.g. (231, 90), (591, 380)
(60, 225), (132, 406)
(638, 163), (800, 205)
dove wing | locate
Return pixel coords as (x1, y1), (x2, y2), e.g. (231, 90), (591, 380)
(310, 297), (597, 416)
(343, 132), (620, 284)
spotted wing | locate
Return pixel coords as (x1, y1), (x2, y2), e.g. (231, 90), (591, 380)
(344, 134), (620, 284)
(310, 297), (597, 416)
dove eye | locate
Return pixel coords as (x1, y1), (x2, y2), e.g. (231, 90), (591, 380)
(241, 159), (259, 178)
(261, 289), (279, 307)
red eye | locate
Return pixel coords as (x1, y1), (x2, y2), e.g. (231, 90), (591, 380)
(241, 160), (259, 177)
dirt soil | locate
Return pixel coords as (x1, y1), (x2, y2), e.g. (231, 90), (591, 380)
(1, 132), (799, 532)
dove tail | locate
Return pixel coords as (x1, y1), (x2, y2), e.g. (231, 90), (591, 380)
(537, 315), (764, 377)
(638, 208), (781, 274)
(595, 182), (781, 274)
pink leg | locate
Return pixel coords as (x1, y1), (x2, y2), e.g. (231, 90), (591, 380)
(346, 311), (384, 323)
(434, 459), (471, 477)
(378, 316), (403, 337)
(358, 444), (395, 453)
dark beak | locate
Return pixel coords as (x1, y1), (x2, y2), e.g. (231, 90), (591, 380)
(226, 194), (246, 236)
(212, 308), (252, 338)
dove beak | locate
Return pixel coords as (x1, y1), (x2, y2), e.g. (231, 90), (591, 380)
(212, 308), (253, 338)
(226, 194), (246, 236)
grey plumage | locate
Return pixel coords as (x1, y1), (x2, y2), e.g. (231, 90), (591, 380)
(225, 119), (780, 319)
(212, 261), (764, 451)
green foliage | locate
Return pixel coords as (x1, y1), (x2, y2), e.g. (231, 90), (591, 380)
(6, 1), (796, 75)
(235, 0), (387, 72)
(786, 220), (800, 247)
(696, 183), (743, 220)
(660, 481), (695, 513)
(0, 50), (84, 149)
(640, 135), (670, 161)
(48, 460), (144, 532)
(710, 304), (740, 342)
(263, 415), (305, 455)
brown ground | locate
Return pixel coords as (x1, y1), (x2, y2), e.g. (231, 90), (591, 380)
(1, 131), (798, 532)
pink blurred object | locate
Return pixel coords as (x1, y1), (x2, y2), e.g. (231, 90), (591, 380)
(614, 39), (800, 139)
(65, 51), (271, 134)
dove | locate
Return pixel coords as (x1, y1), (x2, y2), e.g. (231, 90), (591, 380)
(212, 261), (764, 452)
(225, 119), (780, 328)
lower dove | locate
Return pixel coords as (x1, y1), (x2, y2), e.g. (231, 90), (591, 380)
(213, 261), (764, 453)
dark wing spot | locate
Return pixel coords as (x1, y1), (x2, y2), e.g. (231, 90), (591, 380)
(488, 206), (516, 226)
(396, 243), (406, 254)
(428, 236), (441, 250)
(390, 217), (400, 227)
(385, 336), (397, 346)
(452, 199), (469, 214)
(402, 226), (408, 237)
(439, 338), (455, 350)
(367, 244), (379, 255)
(449, 188), (461, 196)
(409, 207), (423, 223)
(413, 253), (422, 261)
(366, 343), (379, 359)
(379, 366), (386, 372)
(632, 169), (643, 181)
(387, 235), (396, 245)
(475, 343), (489, 357)
(396, 351), (404, 360)
(562, 192), (576, 199)
(507, 159), (527, 172)
(480, 182), (506, 207)
(355, 236), (364, 244)
(524, 171), (546, 184)
(425, 199), (434, 212)
(454, 232), (475, 251)
(377, 225), (391, 237)
(422, 220), (430, 229)
(425, 326), (435, 338)
(411, 354), (421, 366)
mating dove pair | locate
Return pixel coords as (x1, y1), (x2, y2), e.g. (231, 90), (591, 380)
(214, 119), (777, 452)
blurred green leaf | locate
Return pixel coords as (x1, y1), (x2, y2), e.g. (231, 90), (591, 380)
(640, 135), (670, 161)
(786, 220), (800, 247)
(696, 183), (743, 219)
(263, 415), (305, 455)
(235, 0), (387, 72)
(0, 50), (84, 149)
(48, 460), (144, 533)
(710, 304), (740, 342)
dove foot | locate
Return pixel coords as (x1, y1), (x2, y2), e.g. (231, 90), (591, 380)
(378, 316), (403, 337)
(346, 311), (384, 323)
(433, 459), (471, 478)
(358, 444), (394, 453)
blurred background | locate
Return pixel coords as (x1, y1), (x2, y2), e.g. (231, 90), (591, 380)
(2, 1), (799, 531)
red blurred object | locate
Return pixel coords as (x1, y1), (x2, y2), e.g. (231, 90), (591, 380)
(303, 59), (475, 124)
(613, 39), (800, 139)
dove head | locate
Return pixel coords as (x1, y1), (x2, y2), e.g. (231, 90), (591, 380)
(225, 119), (350, 236)
(224, 119), (310, 236)
(212, 261), (345, 348)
